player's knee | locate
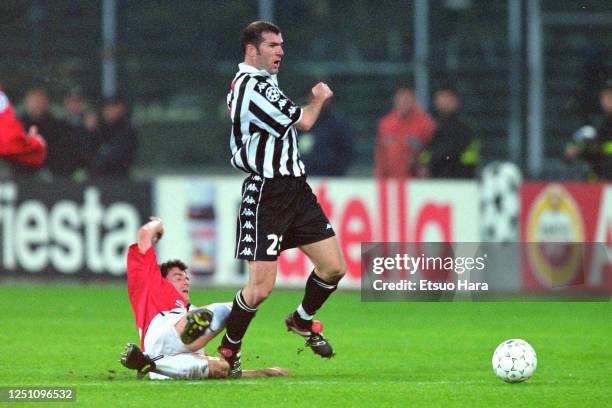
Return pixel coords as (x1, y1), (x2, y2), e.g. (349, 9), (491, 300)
(249, 285), (273, 305)
(207, 359), (230, 379)
(334, 260), (347, 281)
(320, 258), (347, 283)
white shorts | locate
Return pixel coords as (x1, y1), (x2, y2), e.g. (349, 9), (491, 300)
(143, 303), (232, 380)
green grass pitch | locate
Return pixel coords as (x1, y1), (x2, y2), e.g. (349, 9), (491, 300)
(0, 285), (610, 407)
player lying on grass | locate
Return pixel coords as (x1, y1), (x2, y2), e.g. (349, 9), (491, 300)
(120, 216), (292, 380)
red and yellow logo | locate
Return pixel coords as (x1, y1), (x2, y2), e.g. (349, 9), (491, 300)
(526, 184), (584, 287)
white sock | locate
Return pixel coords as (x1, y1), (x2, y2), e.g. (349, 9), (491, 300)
(296, 304), (313, 321)
(204, 302), (233, 334)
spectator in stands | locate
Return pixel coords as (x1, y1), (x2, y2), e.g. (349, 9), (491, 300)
(422, 86), (479, 179)
(375, 85), (436, 179)
(16, 87), (74, 179)
(299, 98), (354, 176)
(90, 96), (138, 178)
(63, 90), (102, 180)
(565, 83), (612, 180)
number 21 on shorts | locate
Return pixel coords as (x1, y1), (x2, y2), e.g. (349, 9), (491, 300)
(266, 234), (283, 255)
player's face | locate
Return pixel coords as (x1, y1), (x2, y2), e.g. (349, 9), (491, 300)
(25, 91), (50, 118)
(254, 32), (284, 74)
(434, 91), (460, 116)
(394, 89), (416, 116)
(166, 267), (190, 300)
(600, 89), (612, 114)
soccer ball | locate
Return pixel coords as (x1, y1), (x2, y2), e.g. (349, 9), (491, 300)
(492, 339), (537, 383)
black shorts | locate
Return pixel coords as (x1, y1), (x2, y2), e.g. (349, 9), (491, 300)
(235, 174), (335, 261)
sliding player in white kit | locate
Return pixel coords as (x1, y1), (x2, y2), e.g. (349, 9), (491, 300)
(119, 217), (292, 380)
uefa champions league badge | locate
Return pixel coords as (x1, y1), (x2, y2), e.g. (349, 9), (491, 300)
(265, 86), (281, 102)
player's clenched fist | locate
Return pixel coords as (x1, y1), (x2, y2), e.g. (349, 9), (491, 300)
(311, 82), (333, 101)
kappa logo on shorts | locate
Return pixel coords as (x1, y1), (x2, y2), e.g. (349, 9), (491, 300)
(246, 183), (259, 192)
(243, 196), (256, 204)
(240, 248), (253, 256)
(241, 208), (255, 216)
(241, 234), (254, 243)
(243, 221), (254, 229)
(326, 223), (332, 230)
(265, 86), (281, 102)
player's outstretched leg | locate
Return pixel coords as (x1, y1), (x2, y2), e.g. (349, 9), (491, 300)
(287, 237), (346, 358)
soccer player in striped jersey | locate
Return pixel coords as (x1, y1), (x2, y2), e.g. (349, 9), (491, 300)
(220, 21), (347, 378)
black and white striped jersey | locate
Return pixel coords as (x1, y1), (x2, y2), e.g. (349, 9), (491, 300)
(227, 63), (306, 178)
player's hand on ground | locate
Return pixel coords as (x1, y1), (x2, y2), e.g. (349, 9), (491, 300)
(261, 367), (294, 377)
(311, 82), (333, 102)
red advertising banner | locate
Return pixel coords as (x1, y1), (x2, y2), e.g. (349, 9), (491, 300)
(521, 182), (612, 292)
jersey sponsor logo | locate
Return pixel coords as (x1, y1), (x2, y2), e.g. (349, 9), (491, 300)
(241, 208), (255, 216)
(243, 221), (254, 229)
(246, 183), (259, 192)
(240, 248), (253, 256)
(243, 196), (256, 204)
(241, 234), (254, 243)
(265, 86), (281, 102)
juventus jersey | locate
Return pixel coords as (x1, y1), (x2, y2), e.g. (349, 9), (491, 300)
(227, 63), (305, 178)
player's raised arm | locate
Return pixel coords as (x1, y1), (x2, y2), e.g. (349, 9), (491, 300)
(296, 82), (333, 132)
(137, 217), (164, 253)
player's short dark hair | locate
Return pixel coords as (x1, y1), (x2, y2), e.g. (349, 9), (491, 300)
(242, 21), (281, 52)
(159, 259), (188, 278)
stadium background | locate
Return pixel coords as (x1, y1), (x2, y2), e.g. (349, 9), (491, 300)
(0, 1), (610, 406)
(1, 0), (611, 176)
